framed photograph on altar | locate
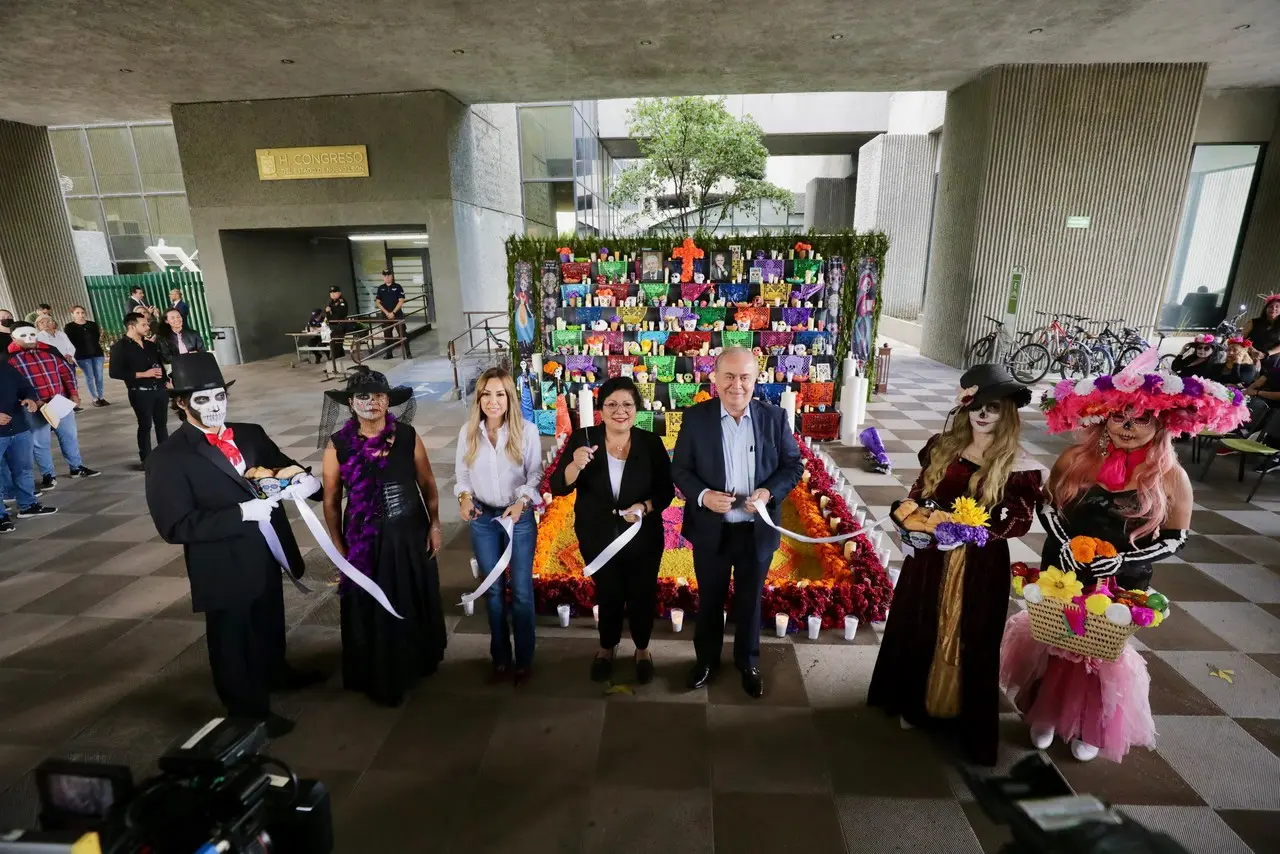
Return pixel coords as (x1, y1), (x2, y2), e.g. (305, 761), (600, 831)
(748, 266), (763, 285)
(708, 250), (731, 282)
(640, 250), (665, 282)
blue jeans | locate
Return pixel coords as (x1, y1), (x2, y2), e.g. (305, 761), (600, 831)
(27, 410), (82, 477)
(77, 357), (105, 400)
(469, 509), (537, 668)
(0, 431), (38, 514)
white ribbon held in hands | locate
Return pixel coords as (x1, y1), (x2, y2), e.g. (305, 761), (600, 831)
(751, 498), (859, 545)
(460, 516), (516, 606)
(581, 511), (643, 577)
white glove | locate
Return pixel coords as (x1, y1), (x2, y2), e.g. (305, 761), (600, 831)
(281, 473), (321, 501)
(240, 498), (279, 523)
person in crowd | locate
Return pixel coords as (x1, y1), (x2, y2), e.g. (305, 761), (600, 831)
(867, 364), (1042, 765)
(109, 312), (169, 467)
(23, 303), (52, 324)
(6, 322), (98, 486)
(146, 353), (323, 738)
(1234, 360), (1280, 443)
(303, 309), (327, 364)
(64, 306), (109, 407)
(1208, 335), (1258, 388)
(0, 358), (55, 533)
(1170, 334), (1216, 377)
(34, 315), (75, 363)
(169, 288), (189, 321)
(1000, 350), (1244, 763)
(1242, 293), (1280, 371)
(671, 346), (804, 699)
(455, 367), (542, 685)
(156, 308), (206, 362)
(0, 309), (14, 361)
(550, 377), (675, 684)
(320, 367), (445, 706)
(123, 285), (154, 320)
(324, 285), (351, 362)
(375, 269), (410, 359)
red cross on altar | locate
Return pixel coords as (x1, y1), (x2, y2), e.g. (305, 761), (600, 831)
(671, 238), (704, 283)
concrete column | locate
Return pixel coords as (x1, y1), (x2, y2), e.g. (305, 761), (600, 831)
(0, 119), (86, 315)
(853, 133), (937, 321)
(921, 64), (1206, 367)
(1227, 105), (1280, 316)
(802, 177), (855, 231)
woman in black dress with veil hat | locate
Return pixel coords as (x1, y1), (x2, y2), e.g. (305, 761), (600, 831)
(320, 367), (446, 706)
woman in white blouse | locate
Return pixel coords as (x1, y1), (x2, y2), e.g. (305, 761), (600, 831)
(455, 367), (543, 685)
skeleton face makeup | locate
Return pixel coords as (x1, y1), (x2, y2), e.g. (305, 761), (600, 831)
(351, 391), (388, 421)
(968, 403), (1002, 435)
(12, 327), (38, 347)
(188, 387), (228, 429)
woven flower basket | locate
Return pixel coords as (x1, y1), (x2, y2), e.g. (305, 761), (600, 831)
(1026, 598), (1139, 661)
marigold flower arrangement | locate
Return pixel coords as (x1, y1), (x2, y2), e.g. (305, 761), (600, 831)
(543, 360), (561, 377)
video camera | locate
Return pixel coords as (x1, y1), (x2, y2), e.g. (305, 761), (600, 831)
(961, 753), (1189, 854)
(0, 718), (333, 854)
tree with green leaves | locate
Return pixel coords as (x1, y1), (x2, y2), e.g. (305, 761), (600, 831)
(609, 97), (795, 234)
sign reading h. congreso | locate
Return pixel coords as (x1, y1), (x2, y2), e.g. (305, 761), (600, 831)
(255, 145), (369, 180)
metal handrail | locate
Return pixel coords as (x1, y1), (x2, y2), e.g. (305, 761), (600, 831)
(346, 294), (431, 364)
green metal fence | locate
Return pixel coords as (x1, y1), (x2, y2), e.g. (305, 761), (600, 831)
(84, 271), (212, 345)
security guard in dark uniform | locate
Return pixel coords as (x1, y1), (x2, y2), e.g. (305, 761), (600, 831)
(375, 269), (409, 359)
(323, 285), (350, 360)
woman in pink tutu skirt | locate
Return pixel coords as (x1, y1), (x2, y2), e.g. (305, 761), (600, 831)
(1001, 349), (1247, 762)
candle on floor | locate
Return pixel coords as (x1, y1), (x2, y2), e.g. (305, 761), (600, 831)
(870, 530), (884, 551)
(557, 604), (571, 627)
(854, 508), (867, 527)
(775, 613), (789, 637)
(888, 567), (901, 587)
(670, 608), (684, 632)
(463, 599), (475, 616)
(593, 604), (599, 626)
(804, 436), (812, 448)
(844, 615), (859, 641)
(469, 558), (479, 579)
(807, 615), (822, 640)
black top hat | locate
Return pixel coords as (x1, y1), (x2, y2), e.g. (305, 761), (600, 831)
(381, 269), (393, 276)
(324, 366), (413, 406)
(169, 353), (234, 395)
(956, 363), (1032, 411)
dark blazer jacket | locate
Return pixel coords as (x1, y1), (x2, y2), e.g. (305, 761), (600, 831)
(145, 421), (318, 612)
(670, 398), (804, 554)
(157, 328), (207, 361)
(549, 425), (675, 565)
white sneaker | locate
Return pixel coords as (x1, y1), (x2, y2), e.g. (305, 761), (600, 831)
(1070, 739), (1100, 762)
(899, 716), (914, 730)
(1030, 724), (1055, 750)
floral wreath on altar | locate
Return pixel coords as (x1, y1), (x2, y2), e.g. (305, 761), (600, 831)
(530, 438), (894, 630)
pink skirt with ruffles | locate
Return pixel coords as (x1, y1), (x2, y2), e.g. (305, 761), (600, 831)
(999, 610), (1156, 762)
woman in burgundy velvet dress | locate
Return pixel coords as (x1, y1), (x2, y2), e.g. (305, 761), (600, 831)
(867, 364), (1043, 766)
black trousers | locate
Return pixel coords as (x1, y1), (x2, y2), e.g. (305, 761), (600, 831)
(693, 522), (770, 670)
(128, 388), (169, 461)
(592, 540), (660, 651)
(382, 310), (410, 357)
(204, 571), (288, 719)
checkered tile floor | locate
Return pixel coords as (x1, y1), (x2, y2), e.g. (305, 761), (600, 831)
(0, 347), (1276, 853)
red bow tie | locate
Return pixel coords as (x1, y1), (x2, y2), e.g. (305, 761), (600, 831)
(205, 428), (243, 468)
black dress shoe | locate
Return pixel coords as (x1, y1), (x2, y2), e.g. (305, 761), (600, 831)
(741, 667), (764, 699)
(264, 712), (296, 738)
(686, 663), (715, 690)
(635, 654), (655, 685)
(590, 655), (614, 683)
(271, 668), (325, 691)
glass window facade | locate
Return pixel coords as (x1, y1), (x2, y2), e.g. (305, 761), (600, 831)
(1159, 143), (1264, 330)
(518, 101), (616, 237)
(49, 122), (196, 273)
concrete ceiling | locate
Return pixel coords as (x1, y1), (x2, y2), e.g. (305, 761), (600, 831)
(2, 0), (1278, 126)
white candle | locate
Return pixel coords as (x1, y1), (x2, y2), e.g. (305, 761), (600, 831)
(880, 548), (892, 568)
(723, 609), (728, 625)
(578, 386), (593, 429)
(888, 567), (901, 587)
(804, 436), (812, 448)
(469, 558), (479, 579)
(870, 530), (884, 551)
(844, 615), (859, 641)
(807, 615), (822, 640)
(557, 604), (571, 627)
(531, 353), (543, 379)
(593, 604), (600, 626)
(780, 389), (797, 432)
(775, 613), (789, 637)
(855, 508), (867, 527)
(463, 599), (475, 616)
(670, 608), (684, 632)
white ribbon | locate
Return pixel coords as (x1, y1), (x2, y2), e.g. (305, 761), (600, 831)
(752, 498), (859, 544)
(289, 497), (404, 619)
(581, 514), (643, 577)
(257, 516), (312, 595)
(460, 516), (515, 606)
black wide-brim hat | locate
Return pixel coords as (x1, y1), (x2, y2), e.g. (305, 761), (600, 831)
(168, 353), (235, 395)
(324, 366), (414, 407)
(955, 363), (1032, 411)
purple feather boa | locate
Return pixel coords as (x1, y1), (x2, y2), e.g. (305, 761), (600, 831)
(338, 413), (398, 590)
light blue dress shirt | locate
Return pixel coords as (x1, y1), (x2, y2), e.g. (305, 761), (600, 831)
(699, 403), (757, 523)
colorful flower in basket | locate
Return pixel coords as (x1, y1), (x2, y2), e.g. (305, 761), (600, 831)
(1010, 562), (1040, 596)
(933, 496), (991, 549)
(1038, 567), (1084, 602)
(1068, 536), (1117, 565)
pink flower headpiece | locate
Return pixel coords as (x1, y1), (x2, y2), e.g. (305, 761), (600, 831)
(1264, 293), (1280, 305)
(1228, 336), (1252, 348)
(1040, 347), (1248, 438)
(1193, 333), (1216, 346)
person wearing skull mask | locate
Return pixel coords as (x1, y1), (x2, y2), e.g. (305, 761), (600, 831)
(6, 322), (98, 486)
(145, 353), (324, 738)
(868, 363), (1042, 766)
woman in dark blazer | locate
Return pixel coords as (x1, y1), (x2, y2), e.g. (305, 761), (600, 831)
(550, 376), (675, 684)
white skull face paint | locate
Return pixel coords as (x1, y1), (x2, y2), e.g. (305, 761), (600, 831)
(189, 387), (228, 429)
(968, 402), (1002, 435)
(352, 392), (387, 421)
(12, 327), (38, 347)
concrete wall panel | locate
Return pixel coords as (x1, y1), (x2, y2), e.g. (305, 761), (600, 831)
(1228, 107), (1280, 318)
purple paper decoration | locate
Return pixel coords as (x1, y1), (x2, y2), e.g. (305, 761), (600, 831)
(661, 306), (697, 323)
(759, 331), (794, 350)
(793, 283), (823, 301)
(752, 258), (785, 282)
(781, 308), (811, 328)
(693, 355), (716, 375)
(779, 355), (812, 377)
(565, 354), (597, 374)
